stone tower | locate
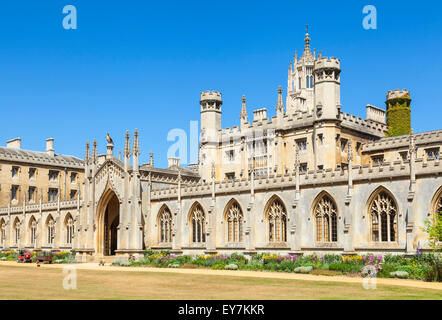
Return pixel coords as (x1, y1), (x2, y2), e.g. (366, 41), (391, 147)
(200, 91), (222, 133)
(313, 57), (341, 120)
(385, 89), (411, 137)
(199, 91), (222, 182)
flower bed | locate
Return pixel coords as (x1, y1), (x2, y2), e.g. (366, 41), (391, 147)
(0, 249), (77, 263)
(111, 250), (441, 282)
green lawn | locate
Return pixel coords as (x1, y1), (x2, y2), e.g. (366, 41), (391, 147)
(0, 264), (441, 300)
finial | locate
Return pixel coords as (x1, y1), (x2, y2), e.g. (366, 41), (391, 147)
(149, 151), (154, 166)
(306, 24), (309, 33)
(276, 86), (284, 114)
(124, 130), (131, 158)
(240, 95), (248, 122)
(302, 25), (312, 58)
(85, 141), (90, 161)
(92, 140), (97, 160)
(133, 129), (140, 156)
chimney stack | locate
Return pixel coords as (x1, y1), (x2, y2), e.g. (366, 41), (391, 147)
(168, 157), (180, 168)
(46, 138), (55, 157)
(6, 138), (21, 149)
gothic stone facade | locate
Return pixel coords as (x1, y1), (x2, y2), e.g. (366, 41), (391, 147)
(0, 32), (441, 260)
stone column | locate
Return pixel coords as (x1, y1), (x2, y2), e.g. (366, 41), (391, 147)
(406, 130), (416, 254)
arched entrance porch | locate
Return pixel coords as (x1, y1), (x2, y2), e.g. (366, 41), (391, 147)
(96, 190), (120, 256)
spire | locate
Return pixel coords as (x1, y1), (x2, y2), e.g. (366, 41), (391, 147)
(276, 86), (284, 114)
(92, 140), (97, 161)
(85, 141), (90, 161)
(124, 130), (131, 158)
(133, 129), (140, 156)
(149, 151), (154, 166)
(302, 24), (312, 59)
(240, 95), (248, 122)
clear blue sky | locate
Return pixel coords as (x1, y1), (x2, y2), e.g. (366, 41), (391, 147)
(0, 1), (441, 167)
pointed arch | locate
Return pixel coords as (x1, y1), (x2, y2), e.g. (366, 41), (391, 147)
(367, 186), (398, 243)
(0, 218), (6, 246)
(264, 195), (287, 243)
(431, 186), (442, 217)
(28, 215), (37, 245)
(223, 199), (244, 243)
(46, 214), (55, 245)
(431, 186), (442, 241)
(13, 217), (21, 245)
(312, 191), (338, 243)
(64, 212), (74, 245)
(96, 188), (121, 256)
(157, 204), (173, 244)
(188, 202), (206, 243)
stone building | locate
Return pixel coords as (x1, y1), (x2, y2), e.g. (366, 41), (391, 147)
(0, 31), (441, 260)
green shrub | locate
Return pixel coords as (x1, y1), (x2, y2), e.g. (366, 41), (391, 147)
(329, 263), (361, 273)
(323, 254), (341, 264)
(390, 271), (409, 279)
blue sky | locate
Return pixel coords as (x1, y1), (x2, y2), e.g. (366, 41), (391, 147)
(0, 1), (441, 167)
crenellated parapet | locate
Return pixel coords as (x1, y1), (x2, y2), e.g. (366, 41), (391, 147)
(340, 112), (388, 138)
(149, 156), (441, 202)
(361, 129), (442, 153)
(0, 199), (78, 215)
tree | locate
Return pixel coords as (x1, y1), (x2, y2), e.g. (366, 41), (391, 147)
(422, 210), (442, 252)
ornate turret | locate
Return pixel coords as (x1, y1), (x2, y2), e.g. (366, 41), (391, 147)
(200, 90), (222, 139)
(301, 24), (313, 61)
(385, 89), (411, 137)
(286, 26), (316, 114)
(313, 56), (341, 120)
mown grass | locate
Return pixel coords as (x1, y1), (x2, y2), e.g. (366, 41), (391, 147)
(0, 264), (440, 300)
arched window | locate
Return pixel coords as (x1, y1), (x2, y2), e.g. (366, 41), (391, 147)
(314, 194), (338, 242)
(0, 219), (5, 246)
(65, 214), (74, 245)
(310, 76), (314, 87)
(14, 218), (20, 244)
(225, 201), (244, 243)
(432, 189), (442, 241)
(29, 217), (37, 245)
(47, 215), (55, 244)
(266, 198), (287, 243)
(369, 190), (397, 242)
(306, 76), (310, 88)
(158, 206), (173, 243)
(190, 204), (205, 243)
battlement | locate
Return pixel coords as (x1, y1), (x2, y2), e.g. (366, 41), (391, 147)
(200, 90), (222, 102)
(366, 105), (386, 124)
(341, 112), (388, 137)
(314, 56), (340, 70)
(362, 129), (442, 153)
(149, 156), (441, 201)
(386, 89), (410, 100)
(253, 108), (268, 122)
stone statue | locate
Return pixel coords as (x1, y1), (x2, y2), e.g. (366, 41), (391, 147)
(106, 132), (113, 145)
